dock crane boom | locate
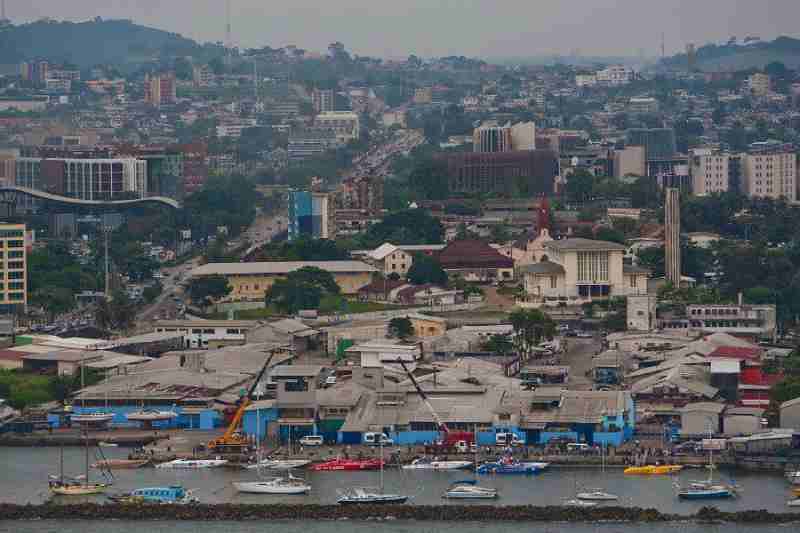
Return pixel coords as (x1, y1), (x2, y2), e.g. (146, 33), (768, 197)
(207, 349), (278, 453)
(393, 359), (449, 435)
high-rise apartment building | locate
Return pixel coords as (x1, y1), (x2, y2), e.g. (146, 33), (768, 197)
(473, 121), (536, 153)
(144, 72), (177, 106)
(14, 157), (148, 201)
(314, 111), (360, 143)
(690, 149), (730, 195)
(741, 143), (797, 202)
(0, 223), (27, 312)
(626, 128), (677, 162)
(747, 73), (771, 97)
(596, 65), (634, 86)
(288, 190), (334, 241)
(312, 88), (335, 113)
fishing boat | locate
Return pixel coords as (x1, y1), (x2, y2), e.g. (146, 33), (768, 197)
(155, 458), (228, 469)
(309, 458), (383, 471)
(234, 473), (311, 495)
(91, 459), (149, 470)
(787, 498), (800, 507)
(125, 408), (179, 422)
(402, 457), (472, 470)
(476, 456), (542, 475)
(576, 489), (619, 501)
(246, 458), (312, 470)
(443, 480), (498, 499)
(109, 485), (197, 504)
(623, 464), (683, 475)
(786, 470), (800, 486)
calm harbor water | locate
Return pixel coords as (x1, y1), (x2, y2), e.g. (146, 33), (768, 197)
(2, 522), (800, 533)
(0, 446), (798, 514)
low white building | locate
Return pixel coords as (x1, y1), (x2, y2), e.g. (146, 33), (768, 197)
(154, 320), (258, 349)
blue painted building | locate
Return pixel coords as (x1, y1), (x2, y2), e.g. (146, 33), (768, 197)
(522, 389), (635, 447)
(52, 404), (222, 430)
(288, 190), (332, 241)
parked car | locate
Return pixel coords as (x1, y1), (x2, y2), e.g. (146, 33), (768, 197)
(495, 432), (524, 447)
(576, 330), (594, 338)
(298, 435), (324, 447)
(567, 442), (590, 452)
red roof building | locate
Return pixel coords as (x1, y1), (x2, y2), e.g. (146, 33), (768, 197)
(707, 346), (763, 361)
(437, 239), (515, 282)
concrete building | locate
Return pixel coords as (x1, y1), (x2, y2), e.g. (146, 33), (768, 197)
(627, 97), (659, 113)
(0, 223), (27, 312)
(747, 73), (771, 96)
(690, 149), (730, 195)
(740, 144), (797, 202)
(679, 402), (724, 436)
(191, 261), (377, 300)
(440, 150), (558, 196)
(437, 239), (515, 282)
(780, 397), (800, 430)
(215, 120), (258, 138)
(288, 190), (334, 241)
(314, 111), (360, 143)
(665, 187), (681, 286)
(364, 243), (414, 277)
(626, 128), (677, 163)
(312, 88), (335, 113)
(677, 303), (777, 340)
(192, 64), (214, 87)
(473, 121), (536, 153)
(287, 131), (339, 162)
(519, 238), (648, 307)
(413, 87), (432, 104)
(153, 320), (258, 349)
(596, 65), (634, 86)
(14, 156), (149, 201)
(144, 72), (177, 106)
(613, 146), (646, 178)
(627, 294), (657, 331)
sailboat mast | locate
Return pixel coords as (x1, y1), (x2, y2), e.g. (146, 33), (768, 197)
(84, 427), (89, 486)
(60, 444), (64, 484)
(379, 430), (384, 491)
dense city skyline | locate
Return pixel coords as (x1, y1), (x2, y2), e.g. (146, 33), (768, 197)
(7, 0), (800, 59)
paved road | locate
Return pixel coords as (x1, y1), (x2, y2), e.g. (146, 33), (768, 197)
(561, 337), (602, 390)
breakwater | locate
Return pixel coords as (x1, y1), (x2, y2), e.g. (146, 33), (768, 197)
(1, 503), (798, 523)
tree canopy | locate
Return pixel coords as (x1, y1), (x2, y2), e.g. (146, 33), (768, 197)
(509, 309), (556, 360)
(264, 267), (341, 314)
(361, 209), (444, 249)
(388, 317), (414, 340)
(406, 253), (448, 286)
(188, 275), (232, 307)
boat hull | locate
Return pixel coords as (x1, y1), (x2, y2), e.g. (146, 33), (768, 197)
(476, 463), (540, 475)
(678, 489), (734, 500)
(156, 459), (228, 469)
(338, 495), (408, 504)
(246, 459), (311, 470)
(50, 484), (110, 496)
(92, 460), (149, 469)
(624, 465), (683, 475)
(309, 460), (383, 472)
(233, 481), (310, 495)
(403, 461), (472, 470)
(576, 492), (618, 501)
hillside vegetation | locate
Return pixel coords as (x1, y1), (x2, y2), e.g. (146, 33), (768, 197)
(661, 36), (800, 71)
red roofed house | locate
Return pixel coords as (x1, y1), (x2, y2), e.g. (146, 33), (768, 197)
(437, 239), (515, 282)
(707, 345), (763, 362)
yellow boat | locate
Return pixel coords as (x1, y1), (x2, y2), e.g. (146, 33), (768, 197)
(50, 482), (110, 496)
(793, 488), (800, 497)
(623, 465), (683, 475)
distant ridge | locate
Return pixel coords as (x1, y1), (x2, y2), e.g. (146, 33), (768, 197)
(0, 18), (200, 68)
(660, 36), (800, 71)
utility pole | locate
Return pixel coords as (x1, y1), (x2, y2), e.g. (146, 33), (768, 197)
(103, 226), (110, 299)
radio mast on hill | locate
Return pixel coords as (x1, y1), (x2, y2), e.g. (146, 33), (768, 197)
(224, 0), (232, 64)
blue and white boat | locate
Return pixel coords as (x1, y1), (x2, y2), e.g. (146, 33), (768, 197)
(109, 485), (197, 504)
(677, 481), (735, 500)
(476, 459), (542, 475)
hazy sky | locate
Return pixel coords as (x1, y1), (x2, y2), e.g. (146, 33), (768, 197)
(8, 0), (800, 59)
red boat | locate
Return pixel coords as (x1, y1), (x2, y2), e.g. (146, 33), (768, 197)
(308, 458), (383, 471)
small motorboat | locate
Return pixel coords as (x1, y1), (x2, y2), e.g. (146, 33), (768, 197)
(108, 485), (197, 504)
(234, 473), (311, 495)
(443, 480), (498, 499)
(126, 409), (179, 422)
(786, 470), (800, 486)
(70, 412), (114, 424)
(245, 458), (312, 470)
(576, 489), (619, 501)
(476, 458), (542, 475)
(337, 487), (408, 504)
(624, 465), (683, 475)
(402, 457), (472, 471)
(91, 459), (149, 470)
(787, 498), (800, 507)
(155, 458), (228, 469)
(793, 487), (800, 497)
(98, 441), (118, 447)
(308, 458), (383, 472)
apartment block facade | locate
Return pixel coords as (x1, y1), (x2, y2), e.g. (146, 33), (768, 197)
(0, 223), (27, 312)
(741, 145), (797, 202)
(690, 149), (730, 195)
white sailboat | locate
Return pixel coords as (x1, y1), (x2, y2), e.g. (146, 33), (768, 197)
(576, 443), (618, 502)
(234, 472), (311, 495)
(156, 458), (228, 469)
(338, 420), (407, 504)
(403, 457), (472, 470)
(444, 427), (498, 500)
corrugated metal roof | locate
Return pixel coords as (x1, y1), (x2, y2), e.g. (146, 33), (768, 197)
(193, 261), (377, 276)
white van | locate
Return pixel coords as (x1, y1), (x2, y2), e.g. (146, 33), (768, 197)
(495, 432), (524, 446)
(567, 442), (590, 452)
(363, 432), (394, 446)
(299, 435), (324, 447)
